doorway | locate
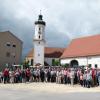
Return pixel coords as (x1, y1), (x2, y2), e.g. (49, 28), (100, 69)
(70, 60), (79, 68)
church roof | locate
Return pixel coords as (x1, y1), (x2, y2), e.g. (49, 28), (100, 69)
(26, 47), (64, 58)
(61, 34), (100, 59)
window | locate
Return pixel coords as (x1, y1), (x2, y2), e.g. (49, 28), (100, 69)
(39, 27), (41, 30)
(6, 42), (10, 47)
(38, 54), (40, 56)
(12, 44), (16, 48)
(95, 64), (98, 68)
(88, 64), (91, 68)
(6, 52), (10, 57)
(38, 42), (40, 44)
(39, 35), (40, 39)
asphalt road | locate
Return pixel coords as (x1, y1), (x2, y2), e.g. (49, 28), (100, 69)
(0, 88), (100, 100)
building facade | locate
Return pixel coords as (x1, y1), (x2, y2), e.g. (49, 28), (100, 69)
(61, 56), (100, 68)
(61, 34), (100, 68)
(0, 31), (23, 69)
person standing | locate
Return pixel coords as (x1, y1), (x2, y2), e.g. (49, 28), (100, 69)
(67, 69), (71, 84)
(3, 68), (9, 84)
(40, 69), (45, 82)
(21, 70), (26, 83)
(63, 68), (67, 84)
(83, 71), (87, 87)
(47, 69), (51, 82)
(86, 70), (92, 88)
(70, 68), (75, 86)
(97, 70), (100, 86)
(25, 68), (31, 82)
(80, 73), (83, 86)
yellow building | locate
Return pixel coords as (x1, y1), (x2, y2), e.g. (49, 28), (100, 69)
(0, 31), (23, 69)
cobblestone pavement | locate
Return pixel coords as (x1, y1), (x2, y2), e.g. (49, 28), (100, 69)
(0, 83), (100, 100)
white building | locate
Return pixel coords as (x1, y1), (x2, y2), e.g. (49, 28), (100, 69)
(33, 14), (46, 66)
(61, 34), (100, 68)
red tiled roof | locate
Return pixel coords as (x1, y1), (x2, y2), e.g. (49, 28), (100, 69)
(26, 47), (64, 58)
(61, 34), (100, 59)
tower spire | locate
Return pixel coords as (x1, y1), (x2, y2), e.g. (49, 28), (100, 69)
(38, 10), (43, 21)
(40, 10), (41, 15)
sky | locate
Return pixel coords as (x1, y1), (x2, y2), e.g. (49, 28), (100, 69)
(0, 0), (100, 56)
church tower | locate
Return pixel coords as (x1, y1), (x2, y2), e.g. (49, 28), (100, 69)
(33, 13), (46, 66)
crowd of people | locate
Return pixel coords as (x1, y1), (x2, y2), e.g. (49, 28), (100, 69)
(0, 66), (100, 88)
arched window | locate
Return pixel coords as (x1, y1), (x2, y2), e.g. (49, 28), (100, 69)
(39, 27), (41, 30)
(39, 35), (40, 39)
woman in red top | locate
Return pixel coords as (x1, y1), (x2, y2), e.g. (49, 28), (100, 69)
(3, 68), (9, 84)
(25, 68), (30, 82)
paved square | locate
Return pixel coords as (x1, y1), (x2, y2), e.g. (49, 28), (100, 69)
(0, 83), (100, 100)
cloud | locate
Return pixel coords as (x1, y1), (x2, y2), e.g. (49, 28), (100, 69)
(0, 0), (100, 57)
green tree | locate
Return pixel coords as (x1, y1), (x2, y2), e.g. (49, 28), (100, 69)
(52, 59), (60, 66)
(52, 59), (55, 66)
(23, 60), (30, 69)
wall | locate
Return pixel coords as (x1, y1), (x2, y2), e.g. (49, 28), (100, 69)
(45, 58), (59, 66)
(61, 56), (100, 68)
(34, 41), (44, 66)
(0, 31), (22, 69)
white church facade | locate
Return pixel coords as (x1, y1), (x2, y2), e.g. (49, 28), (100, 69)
(61, 34), (100, 68)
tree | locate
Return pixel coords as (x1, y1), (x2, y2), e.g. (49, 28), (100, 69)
(23, 59), (30, 69)
(52, 59), (55, 66)
(52, 59), (60, 66)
